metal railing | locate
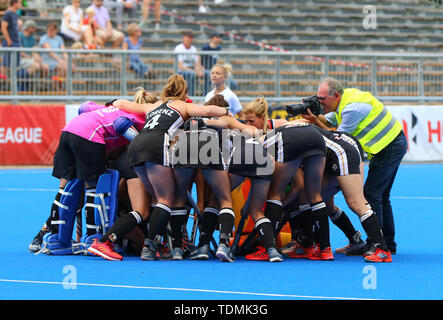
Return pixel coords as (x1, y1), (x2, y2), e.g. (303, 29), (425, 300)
(1, 48), (442, 104)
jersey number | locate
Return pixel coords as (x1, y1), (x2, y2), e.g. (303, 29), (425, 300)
(144, 114), (161, 130)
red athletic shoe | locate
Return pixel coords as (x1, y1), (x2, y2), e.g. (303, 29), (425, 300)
(87, 239), (123, 261)
(285, 244), (316, 258)
(245, 246), (269, 261)
(364, 248), (392, 263)
(308, 246), (334, 261)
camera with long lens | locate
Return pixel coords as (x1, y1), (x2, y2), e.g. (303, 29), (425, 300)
(285, 95), (323, 117)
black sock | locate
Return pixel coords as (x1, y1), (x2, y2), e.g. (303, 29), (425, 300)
(100, 210), (143, 243)
(85, 188), (97, 236)
(297, 204), (314, 247)
(170, 207), (188, 248)
(360, 210), (388, 251)
(219, 207), (235, 244)
(198, 206), (219, 247)
(264, 200), (283, 236)
(329, 208), (358, 242)
(146, 203), (171, 240)
(283, 200), (300, 239)
(255, 217), (275, 250)
(312, 202), (330, 250)
(47, 189), (63, 234)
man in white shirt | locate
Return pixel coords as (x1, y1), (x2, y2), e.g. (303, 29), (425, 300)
(174, 31), (204, 96)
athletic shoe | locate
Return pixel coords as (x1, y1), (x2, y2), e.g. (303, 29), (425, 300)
(245, 246), (269, 261)
(281, 240), (300, 255)
(336, 231), (367, 254)
(216, 243), (235, 262)
(181, 233), (197, 258)
(155, 242), (172, 260)
(308, 246), (334, 261)
(140, 239), (157, 261)
(284, 244), (316, 258)
(364, 248), (392, 263)
(28, 229), (49, 252)
(268, 247), (283, 263)
(345, 241), (374, 256)
(171, 247), (184, 260)
(188, 244), (210, 260)
(87, 239), (123, 261)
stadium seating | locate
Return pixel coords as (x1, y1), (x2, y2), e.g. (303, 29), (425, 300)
(0, 0), (442, 101)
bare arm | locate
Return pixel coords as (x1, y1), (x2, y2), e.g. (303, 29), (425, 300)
(113, 99), (155, 115)
(185, 102), (230, 118)
(220, 115), (260, 137)
(205, 118), (230, 129)
(42, 42), (64, 63)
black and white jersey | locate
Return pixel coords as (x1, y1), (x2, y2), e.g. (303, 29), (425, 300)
(263, 123), (326, 163)
(128, 102), (184, 167)
(142, 101), (184, 135)
(226, 132), (274, 180)
(314, 127), (364, 176)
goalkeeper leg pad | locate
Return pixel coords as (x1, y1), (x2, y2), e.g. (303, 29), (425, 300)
(41, 178), (85, 255)
(81, 169), (120, 244)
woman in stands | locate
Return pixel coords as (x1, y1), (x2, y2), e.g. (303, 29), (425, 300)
(28, 89), (156, 255)
(205, 63), (244, 119)
(110, 74), (233, 261)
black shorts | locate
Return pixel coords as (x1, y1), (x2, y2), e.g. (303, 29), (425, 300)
(108, 147), (138, 180)
(128, 129), (171, 167)
(171, 129), (225, 171)
(324, 132), (363, 176)
(52, 131), (107, 181)
(264, 124), (326, 163)
(227, 135), (273, 180)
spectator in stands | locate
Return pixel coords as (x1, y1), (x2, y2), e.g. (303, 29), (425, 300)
(60, 0), (90, 44)
(174, 31), (204, 97)
(201, 33), (222, 71)
(204, 63), (243, 118)
(123, 23), (149, 78)
(201, 32), (238, 94)
(83, 6), (104, 49)
(26, 0), (48, 17)
(103, 0), (137, 31)
(88, 0), (124, 48)
(39, 22), (68, 79)
(19, 19), (47, 76)
(198, 0), (207, 13)
(198, 0), (225, 13)
(1, 0), (22, 77)
(304, 77), (408, 255)
(140, 0), (161, 30)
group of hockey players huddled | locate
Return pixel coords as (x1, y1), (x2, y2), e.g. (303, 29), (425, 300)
(28, 72), (393, 263)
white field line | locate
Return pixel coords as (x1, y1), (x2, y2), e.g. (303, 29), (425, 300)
(0, 278), (378, 300)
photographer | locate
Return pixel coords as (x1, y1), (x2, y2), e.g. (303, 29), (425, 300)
(300, 77), (407, 256)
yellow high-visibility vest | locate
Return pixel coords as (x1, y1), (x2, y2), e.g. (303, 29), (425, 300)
(336, 88), (402, 155)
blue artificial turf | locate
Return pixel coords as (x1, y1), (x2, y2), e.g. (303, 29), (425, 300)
(0, 164), (442, 300)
